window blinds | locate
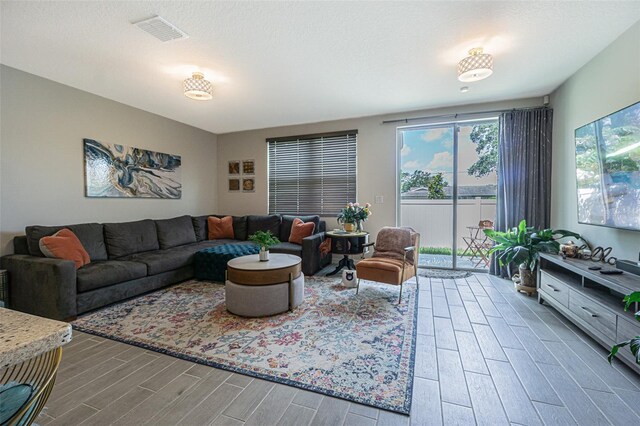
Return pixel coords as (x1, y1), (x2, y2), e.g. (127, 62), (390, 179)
(268, 131), (357, 216)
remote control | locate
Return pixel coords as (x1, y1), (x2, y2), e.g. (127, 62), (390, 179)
(600, 270), (623, 275)
(588, 266), (602, 271)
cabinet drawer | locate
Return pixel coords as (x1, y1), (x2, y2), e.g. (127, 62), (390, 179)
(569, 290), (617, 338)
(539, 271), (569, 307)
(617, 316), (640, 342)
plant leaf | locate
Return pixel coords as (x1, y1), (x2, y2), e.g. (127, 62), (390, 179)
(608, 340), (631, 364)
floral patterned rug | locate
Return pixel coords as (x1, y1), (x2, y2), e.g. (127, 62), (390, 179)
(72, 277), (418, 414)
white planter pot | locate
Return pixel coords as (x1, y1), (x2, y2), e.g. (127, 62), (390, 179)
(259, 248), (269, 262)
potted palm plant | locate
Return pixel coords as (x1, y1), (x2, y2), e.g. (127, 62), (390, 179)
(248, 231), (280, 261)
(609, 292), (640, 365)
(483, 220), (583, 291)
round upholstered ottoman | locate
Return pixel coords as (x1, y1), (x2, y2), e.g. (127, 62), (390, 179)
(194, 243), (259, 282)
(225, 254), (304, 317)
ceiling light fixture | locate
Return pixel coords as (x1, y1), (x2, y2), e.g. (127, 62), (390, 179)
(457, 47), (493, 82)
(184, 72), (213, 100)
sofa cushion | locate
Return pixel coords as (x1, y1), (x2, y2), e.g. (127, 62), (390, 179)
(208, 216), (234, 239)
(76, 260), (147, 293)
(121, 245), (198, 275)
(26, 223), (108, 261)
(270, 242), (303, 257)
(39, 229), (91, 269)
(192, 215), (248, 241)
(155, 215), (197, 249)
(247, 215), (281, 238)
(280, 215), (320, 241)
(104, 220), (159, 258)
(288, 218), (316, 245)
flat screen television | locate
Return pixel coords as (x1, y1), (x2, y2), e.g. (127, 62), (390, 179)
(575, 101), (640, 232)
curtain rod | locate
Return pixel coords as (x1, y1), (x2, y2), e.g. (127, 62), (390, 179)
(381, 106), (548, 125)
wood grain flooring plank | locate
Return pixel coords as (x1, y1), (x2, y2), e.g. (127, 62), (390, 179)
(476, 296), (502, 318)
(418, 290), (432, 309)
(277, 403), (316, 426)
(458, 287), (476, 302)
(543, 341), (610, 392)
(431, 281), (446, 298)
(441, 402), (475, 426)
(210, 415), (245, 426)
(454, 330), (490, 375)
(349, 403), (379, 419)
(149, 368), (231, 425)
(310, 396), (350, 426)
(225, 373), (254, 388)
(437, 348), (471, 407)
(112, 373), (200, 426)
(139, 358), (194, 391)
(84, 354), (174, 409)
(432, 296), (450, 318)
(472, 323), (507, 361)
(564, 338), (639, 392)
(376, 410), (409, 426)
(487, 316), (524, 350)
(445, 288), (464, 306)
(417, 308), (434, 336)
(510, 326), (559, 365)
(465, 371), (509, 426)
(448, 305), (473, 332)
(414, 334), (438, 380)
(244, 383), (297, 426)
(79, 386), (153, 426)
(410, 378), (442, 426)
(493, 302), (527, 327)
(434, 317), (458, 351)
(503, 348), (562, 406)
(486, 359), (542, 425)
(532, 402), (577, 426)
(222, 378), (275, 421)
(292, 389), (324, 409)
(344, 413), (377, 426)
(462, 300), (489, 324)
(178, 383), (243, 426)
(443, 279), (457, 289)
(49, 358), (125, 403)
(48, 404), (98, 426)
(535, 312), (580, 342)
(185, 363), (215, 378)
(584, 388), (640, 426)
(538, 363), (610, 425)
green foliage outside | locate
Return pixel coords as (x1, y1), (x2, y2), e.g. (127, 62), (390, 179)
(401, 170), (447, 199)
(419, 246), (470, 256)
(468, 123), (499, 178)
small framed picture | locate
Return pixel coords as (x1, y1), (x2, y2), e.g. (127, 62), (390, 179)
(228, 161), (240, 175)
(242, 178), (255, 192)
(242, 160), (255, 175)
(228, 178), (240, 192)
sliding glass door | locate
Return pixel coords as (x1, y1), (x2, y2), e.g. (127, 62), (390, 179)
(399, 120), (498, 270)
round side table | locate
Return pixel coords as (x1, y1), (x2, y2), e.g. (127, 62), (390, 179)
(324, 230), (369, 276)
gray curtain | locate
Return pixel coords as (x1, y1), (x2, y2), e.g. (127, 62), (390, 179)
(490, 107), (553, 277)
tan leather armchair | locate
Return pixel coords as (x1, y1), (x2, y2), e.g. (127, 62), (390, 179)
(355, 227), (420, 303)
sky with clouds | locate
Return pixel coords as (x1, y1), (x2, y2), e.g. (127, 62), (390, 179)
(401, 124), (497, 187)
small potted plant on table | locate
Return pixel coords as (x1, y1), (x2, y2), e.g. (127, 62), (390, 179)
(337, 202), (372, 232)
(248, 231), (280, 261)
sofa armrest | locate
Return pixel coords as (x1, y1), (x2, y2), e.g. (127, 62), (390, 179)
(1, 255), (77, 320)
(301, 232), (332, 276)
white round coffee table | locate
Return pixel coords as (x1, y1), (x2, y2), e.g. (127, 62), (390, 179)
(225, 254), (304, 317)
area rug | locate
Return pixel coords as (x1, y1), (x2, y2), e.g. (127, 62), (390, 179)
(418, 268), (472, 279)
(72, 277), (418, 414)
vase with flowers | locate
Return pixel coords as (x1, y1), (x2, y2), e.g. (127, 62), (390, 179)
(337, 202), (372, 233)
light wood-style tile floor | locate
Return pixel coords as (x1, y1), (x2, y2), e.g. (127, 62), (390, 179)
(37, 273), (640, 425)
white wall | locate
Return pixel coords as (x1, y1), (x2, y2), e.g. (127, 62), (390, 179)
(550, 21), (640, 260)
(0, 66), (218, 255)
(217, 98), (542, 241)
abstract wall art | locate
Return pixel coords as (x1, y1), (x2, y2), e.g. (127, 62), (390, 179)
(84, 138), (182, 199)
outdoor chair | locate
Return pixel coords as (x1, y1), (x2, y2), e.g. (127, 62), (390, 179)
(355, 226), (420, 303)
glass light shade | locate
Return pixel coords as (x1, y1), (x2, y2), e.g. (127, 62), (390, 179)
(457, 48), (493, 82)
(184, 72), (213, 100)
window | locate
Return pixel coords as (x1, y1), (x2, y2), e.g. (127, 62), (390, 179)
(268, 130), (357, 216)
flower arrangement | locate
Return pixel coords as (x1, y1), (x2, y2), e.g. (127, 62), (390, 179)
(337, 202), (372, 228)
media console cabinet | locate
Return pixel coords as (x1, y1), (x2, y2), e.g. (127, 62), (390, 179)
(538, 253), (640, 373)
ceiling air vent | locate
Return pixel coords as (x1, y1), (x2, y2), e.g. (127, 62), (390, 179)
(133, 16), (188, 42)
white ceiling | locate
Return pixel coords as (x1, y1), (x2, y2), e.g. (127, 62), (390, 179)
(1, 1), (639, 134)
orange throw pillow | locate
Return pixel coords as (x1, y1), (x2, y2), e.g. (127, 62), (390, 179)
(39, 228), (90, 269)
(289, 218), (315, 245)
(208, 216), (235, 239)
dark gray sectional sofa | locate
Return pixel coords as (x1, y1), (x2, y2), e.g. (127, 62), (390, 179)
(1, 214), (330, 320)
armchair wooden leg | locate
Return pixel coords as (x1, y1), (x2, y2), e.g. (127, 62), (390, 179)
(356, 278), (361, 294)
